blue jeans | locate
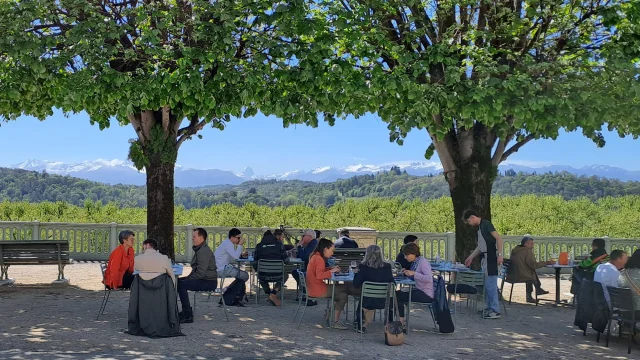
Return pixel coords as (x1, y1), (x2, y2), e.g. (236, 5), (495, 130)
(484, 275), (500, 313)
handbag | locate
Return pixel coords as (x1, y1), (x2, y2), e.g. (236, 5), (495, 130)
(385, 293), (405, 346)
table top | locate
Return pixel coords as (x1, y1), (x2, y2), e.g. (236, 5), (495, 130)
(545, 264), (576, 268)
(133, 264), (183, 276)
(329, 273), (416, 285)
(236, 257), (304, 264)
(431, 265), (481, 273)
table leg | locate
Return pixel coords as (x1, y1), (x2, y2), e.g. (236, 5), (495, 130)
(330, 282), (336, 330)
(406, 286), (412, 334)
(555, 268), (561, 304)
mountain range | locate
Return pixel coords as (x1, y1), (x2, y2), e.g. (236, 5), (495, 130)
(9, 159), (640, 187)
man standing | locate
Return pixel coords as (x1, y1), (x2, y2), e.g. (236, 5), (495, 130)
(177, 228), (218, 323)
(463, 209), (504, 319)
(594, 249), (628, 303)
(214, 228), (249, 282)
(506, 235), (553, 303)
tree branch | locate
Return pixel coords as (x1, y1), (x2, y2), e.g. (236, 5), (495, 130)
(127, 113), (146, 144)
(500, 133), (536, 163)
(176, 116), (208, 149)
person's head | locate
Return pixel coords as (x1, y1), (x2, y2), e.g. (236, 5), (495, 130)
(314, 238), (334, 259)
(339, 229), (350, 237)
(592, 238), (606, 251)
(403, 235), (418, 245)
(142, 238), (158, 251)
(274, 229), (284, 242)
(362, 245), (386, 268)
(262, 230), (274, 241)
(521, 235), (534, 249)
(301, 229), (315, 244)
(228, 228), (242, 244)
(402, 242), (421, 262)
(462, 209), (481, 226)
(315, 230), (322, 239)
(119, 230), (135, 248)
(192, 227), (208, 246)
(626, 249), (640, 269)
(609, 249), (628, 270)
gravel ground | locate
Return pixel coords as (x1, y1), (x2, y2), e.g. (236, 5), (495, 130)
(0, 264), (636, 360)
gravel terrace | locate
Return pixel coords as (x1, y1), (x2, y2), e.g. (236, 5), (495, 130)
(0, 264), (636, 360)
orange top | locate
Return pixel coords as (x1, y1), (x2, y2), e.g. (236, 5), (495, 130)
(103, 244), (135, 288)
(305, 252), (333, 297)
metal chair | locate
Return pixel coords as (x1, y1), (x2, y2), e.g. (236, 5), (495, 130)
(193, 273), (229, 322)
(255, 260), (286, 306)
(499, 259), (537, 305)
(448, 272), (485, 315)
(292, 269), (329, 328)
(96, 262), (127, 320)
(606, 286), (637, 354)
(358, 282), (394, 339)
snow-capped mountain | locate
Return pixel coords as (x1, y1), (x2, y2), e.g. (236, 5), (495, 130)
(7, 159), (640, 187)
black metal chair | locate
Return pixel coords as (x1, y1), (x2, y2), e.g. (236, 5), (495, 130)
(606, 286), (638, 354)
(500, 259), (537, 305)
(96, 263), (128, 320)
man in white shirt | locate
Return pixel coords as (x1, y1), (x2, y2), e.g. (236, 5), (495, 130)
(594, 249), (628, 304)
(214, 228), (249, 282)
(134, 238), (175, 285)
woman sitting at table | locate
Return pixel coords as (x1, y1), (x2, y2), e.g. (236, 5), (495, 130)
(352, 245), (394, 333)
(389, 242), (433, 332)
(306, 238), (359, 330)
(104, 230), (136, 289)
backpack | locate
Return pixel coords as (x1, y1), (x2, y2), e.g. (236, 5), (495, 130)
(219, 279), (247, 306)
(433, 275), (455, 333)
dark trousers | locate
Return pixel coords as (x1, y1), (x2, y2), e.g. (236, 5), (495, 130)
(525, 275), (544, 297)
(389, 289), (433, 320)
(259, 274), (289, 295)
(121, 272), (135, 290)
(177, 278), (218, 311)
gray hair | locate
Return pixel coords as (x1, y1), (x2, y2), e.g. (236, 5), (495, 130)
(521, 234), (534, 246)
(362, 245), (386, 269)
(119, 230), (135, 244)
(302, 229), (316, 238)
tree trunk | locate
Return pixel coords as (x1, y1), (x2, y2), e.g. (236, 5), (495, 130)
(448, 158), (495, 263)
(145, 153), (176, 260)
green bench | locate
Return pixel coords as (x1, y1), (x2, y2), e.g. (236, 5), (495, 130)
(0, 240), (71, 284)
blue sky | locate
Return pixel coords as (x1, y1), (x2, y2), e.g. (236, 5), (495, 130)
(1, 109), (639, 173)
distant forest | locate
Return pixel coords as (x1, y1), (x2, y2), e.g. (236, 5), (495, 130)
(1, 166), (639, 209)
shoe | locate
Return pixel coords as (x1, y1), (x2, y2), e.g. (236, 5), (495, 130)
(306, 300), (317, 306)
(536, 289), (550, 296)
(179, 311), (194, 323)
(266, 299), (276, 306)
(485, 311), (501, 319)
(269, 293), (282, 307)
(526, 297), (537, 304)
(354, 323), (366, 334)
(332, 321), (349, 330)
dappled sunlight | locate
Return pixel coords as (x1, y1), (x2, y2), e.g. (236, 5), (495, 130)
(238, 317), (255, 322)
(496, 331), (533, 340)
(210, 330), (226, 336)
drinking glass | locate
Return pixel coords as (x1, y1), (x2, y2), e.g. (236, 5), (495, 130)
(350, 261), (357, 273)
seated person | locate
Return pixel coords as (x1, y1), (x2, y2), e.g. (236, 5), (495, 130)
(291, 229), (319, 305)
(134, 238), (175, 285)
(306, 238), (359, 330)
(126, 238), (183, 338)
(571, 238), (609, 294)
(104, 230), (136, 290)
(506, 235), (553, 303)
(315, 230), (322, 239)
(395, 235), (417, 270)
(389, 243), (433, 331)
(214, 228), (249, 282)
(352, 245), (394, 333)
(618, 249), (640, 309)
(594, 249), (628, 304)
(334, 229), (359, 248)
(274, 228), (294, 251)
(177, 228), (218, 323)
(253, 230), (289, 306)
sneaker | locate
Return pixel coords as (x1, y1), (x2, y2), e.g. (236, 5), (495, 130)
(485, 311), (501, 319)
(306, 300), (317, 306)
(269, 293), (282, 307)
(332, 321), (349, 330)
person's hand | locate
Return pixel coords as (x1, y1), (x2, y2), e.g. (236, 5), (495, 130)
(330, 266), (340, 273)
(464, 256), (473, 267)
(497, 255), (504, 266)
(239, 238), (245, 246)
(547, 260), (556, 265)
(403, 270), (415, 276)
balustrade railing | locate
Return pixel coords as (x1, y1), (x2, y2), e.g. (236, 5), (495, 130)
(1, 221), (638, 263)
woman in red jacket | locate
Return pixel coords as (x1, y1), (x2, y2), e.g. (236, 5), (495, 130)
(103, 230), (136, 289)
(306, 238), (358, 330)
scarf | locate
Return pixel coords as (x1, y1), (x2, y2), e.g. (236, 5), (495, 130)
(410, 256), (421, 272)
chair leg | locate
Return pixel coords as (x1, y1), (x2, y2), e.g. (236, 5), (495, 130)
(96, 289), (110, 320)
(193, 292), (196, 313)
(606, 317), (612, 347)
(293, 293), (304, 322)
(297, 299), (309, 329)
(508, 284), (514, 305)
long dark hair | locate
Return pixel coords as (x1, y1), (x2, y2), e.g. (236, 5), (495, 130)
(627, 249), (640, 269)
(313, 238), (333, 258)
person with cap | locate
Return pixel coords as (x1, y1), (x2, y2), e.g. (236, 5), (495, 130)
(334, 229), (359, 249)
(506, 235), (553, 303)
(291, 229), (319, 306)
(103, 230), (136, 289)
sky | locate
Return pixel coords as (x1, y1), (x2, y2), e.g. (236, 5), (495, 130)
(1, 110), (639, 174)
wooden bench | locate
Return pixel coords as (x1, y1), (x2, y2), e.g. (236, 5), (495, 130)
(0, 241), (71, 284)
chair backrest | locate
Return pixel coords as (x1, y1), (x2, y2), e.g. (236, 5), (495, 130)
(457, 272), (485, 287)
(608, 286), (635, 312)
(100, 262), (107, 278)
(361, 281), (392, 299)
(297, 269), (307, 288)
(500, 259), (511, 279)
(257, 259), (285, 274)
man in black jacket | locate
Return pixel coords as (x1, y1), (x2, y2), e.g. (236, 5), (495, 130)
(396, 235), (417, 270)
(254, 230), (289, 306)
(335, 229), (359, 248)
(177, 228), (218, 323)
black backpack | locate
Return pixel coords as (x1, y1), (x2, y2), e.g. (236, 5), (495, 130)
(220, 279), (247, 306)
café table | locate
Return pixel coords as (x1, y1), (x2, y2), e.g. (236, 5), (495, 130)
(544, 263), (576, 305)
